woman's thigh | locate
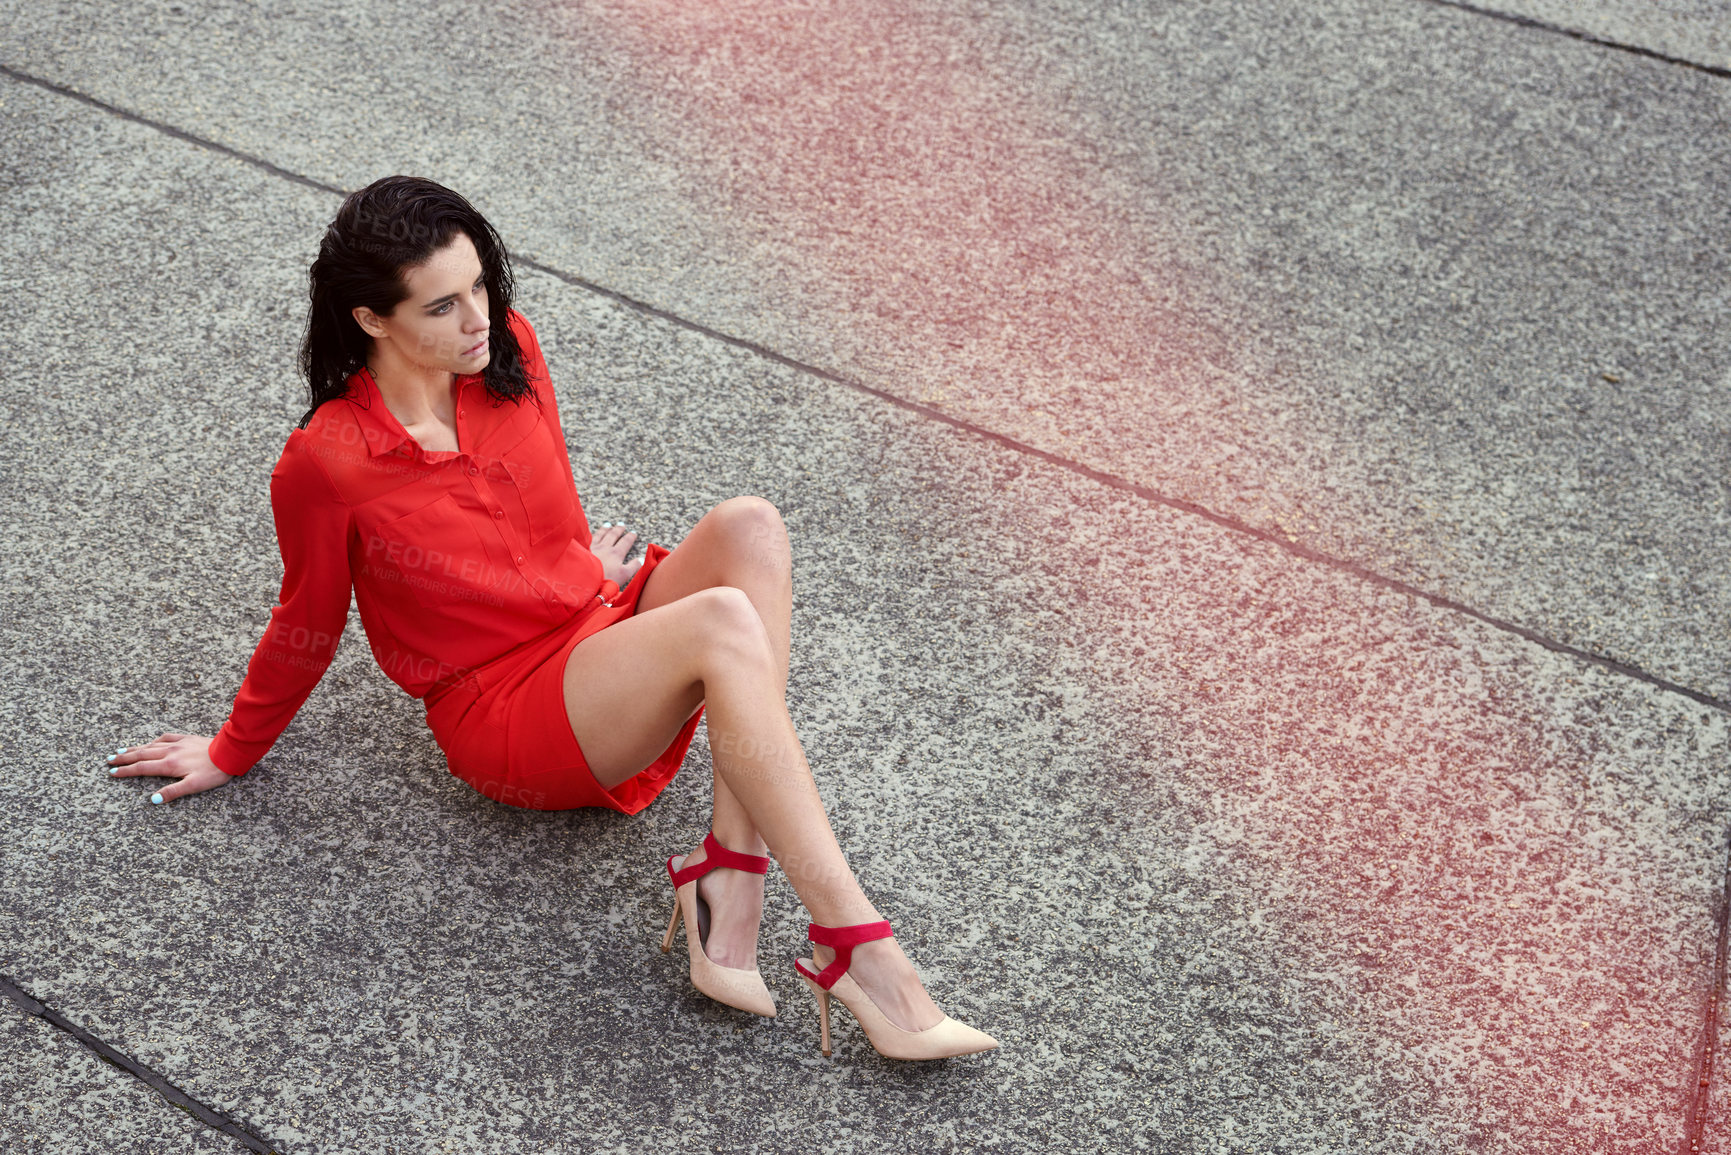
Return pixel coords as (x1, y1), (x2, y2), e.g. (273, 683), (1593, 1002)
(563, 586), (770, 791)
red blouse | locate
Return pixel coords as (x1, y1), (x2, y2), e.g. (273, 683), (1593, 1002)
(208, 309), (610, 776)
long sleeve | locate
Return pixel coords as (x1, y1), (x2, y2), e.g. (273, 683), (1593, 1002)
(208, 432), (353, 776)
(508, 311), (597, 569)
(512, 310), (579, 494)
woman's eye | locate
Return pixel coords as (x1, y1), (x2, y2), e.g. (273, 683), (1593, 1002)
(429, 282), (482, 315)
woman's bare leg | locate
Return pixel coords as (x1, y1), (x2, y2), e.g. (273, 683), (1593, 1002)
(638, 497), (792, 801)
(623, 497), (791, 968)
(561, 583), (943, 1031)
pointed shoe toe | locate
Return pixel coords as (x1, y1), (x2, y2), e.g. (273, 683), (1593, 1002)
(922, 1017), (998, 1058)
(692, 958), (777, 1018)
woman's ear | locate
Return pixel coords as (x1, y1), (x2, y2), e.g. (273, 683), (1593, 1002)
(351, 305), (388, 339)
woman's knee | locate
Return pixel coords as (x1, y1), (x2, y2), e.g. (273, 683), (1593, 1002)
(685, 586), (777, 670)
(710, 496), (790, 573)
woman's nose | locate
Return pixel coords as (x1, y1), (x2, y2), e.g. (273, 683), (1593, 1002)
(462, 300), (489, 332)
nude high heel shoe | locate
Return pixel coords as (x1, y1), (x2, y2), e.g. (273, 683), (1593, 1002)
(661, 832), (777, 1017)
(793, 920), (998, 1059)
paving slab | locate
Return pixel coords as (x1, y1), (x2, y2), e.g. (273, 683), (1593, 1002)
(3, 0), (1729, 703)
(0, 992), (255, 1155)
(1460, 0), (1731, 72)
(2, 74), (1729, 1153)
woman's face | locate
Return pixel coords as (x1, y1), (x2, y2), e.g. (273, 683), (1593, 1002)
(352, 229), (491, 374)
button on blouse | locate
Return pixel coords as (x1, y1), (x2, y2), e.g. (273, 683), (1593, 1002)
(207, 309), (608, 776)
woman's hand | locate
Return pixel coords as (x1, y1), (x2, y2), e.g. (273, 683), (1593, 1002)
(590, 522), (644, 588)
(106, 733), (233, 805)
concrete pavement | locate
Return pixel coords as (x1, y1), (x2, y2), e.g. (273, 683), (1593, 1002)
(2, 1), (1729, 1151)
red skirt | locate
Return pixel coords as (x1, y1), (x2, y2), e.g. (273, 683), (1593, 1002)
(421, 542), (701, 813)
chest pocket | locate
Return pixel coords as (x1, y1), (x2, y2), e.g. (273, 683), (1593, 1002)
(500, 422), (580, 545)
(369, 493), (507, 610)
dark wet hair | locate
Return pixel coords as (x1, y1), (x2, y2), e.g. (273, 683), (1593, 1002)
(298, 175), (532, 427)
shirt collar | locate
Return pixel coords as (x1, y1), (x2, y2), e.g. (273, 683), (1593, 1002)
(344, 367), (482, 458)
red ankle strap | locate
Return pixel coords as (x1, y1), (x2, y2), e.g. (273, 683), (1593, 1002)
(802, 920), (893, 990)
(668, 831), (771, 887)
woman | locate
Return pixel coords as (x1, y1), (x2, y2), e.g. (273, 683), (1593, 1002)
(105, 176), (994, 1061)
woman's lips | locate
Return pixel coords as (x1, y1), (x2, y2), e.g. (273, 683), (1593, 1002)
(462, 336), (489, 356)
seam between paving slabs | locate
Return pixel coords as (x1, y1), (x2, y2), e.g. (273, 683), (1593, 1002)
(1418, 0), (1731, 81)
(3, 54), (1730, 1149)
(0, 972), (284, 1154)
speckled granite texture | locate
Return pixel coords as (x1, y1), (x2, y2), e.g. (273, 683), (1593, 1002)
(1456, 0), (1731, 71)
(0, 997), (252, 1155)
(1, 3), (1728, 1153)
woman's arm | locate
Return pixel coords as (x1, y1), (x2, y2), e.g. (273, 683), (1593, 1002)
(511, 309), (577, 487)
(510, 309), (642, 587)
(110, 433), (353, 803)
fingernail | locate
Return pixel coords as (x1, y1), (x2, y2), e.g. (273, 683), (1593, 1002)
(105, 755), (116, 764)
(115, 746), (127, 754)
(150, 793), (163, 805)
(108, 767), (119, 776)
(602, 521), (612, 528)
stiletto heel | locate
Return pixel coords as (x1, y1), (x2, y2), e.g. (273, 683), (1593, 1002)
(812, 984), (833, 1057)
(660, 898), (682, 954)
(663, 832), (776, 1017)
(793, 920), (998, 1060)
